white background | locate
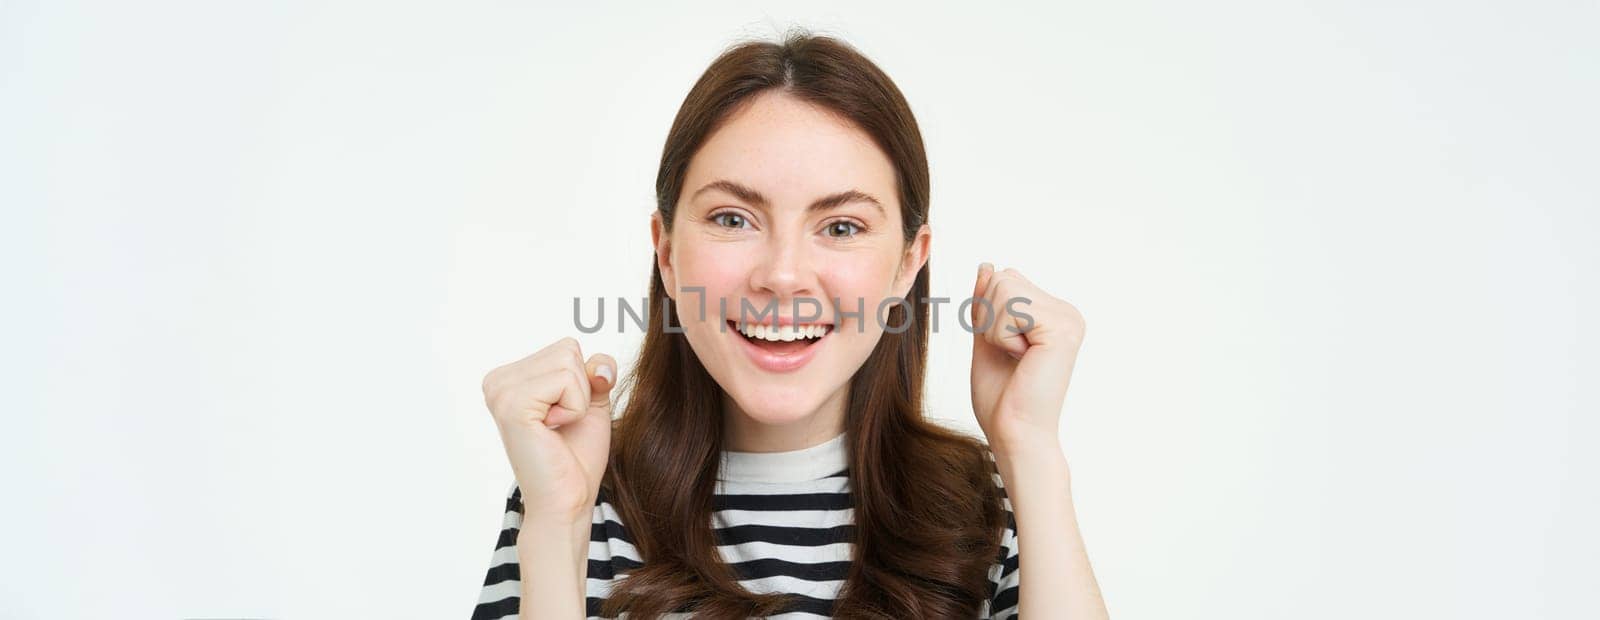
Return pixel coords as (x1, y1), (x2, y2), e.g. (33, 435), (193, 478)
(3, 1), (1595, 618)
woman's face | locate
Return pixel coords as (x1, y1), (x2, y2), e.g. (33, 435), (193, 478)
(653, 90), (930, 429)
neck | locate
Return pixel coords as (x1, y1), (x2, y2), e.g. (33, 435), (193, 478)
(721, 384), (849, 452)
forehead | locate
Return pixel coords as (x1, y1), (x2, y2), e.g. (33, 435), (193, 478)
(682, 91), (899, 214)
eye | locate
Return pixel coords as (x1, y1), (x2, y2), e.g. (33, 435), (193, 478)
(710, 211), (752, 229)
(824, 220), (862, 238)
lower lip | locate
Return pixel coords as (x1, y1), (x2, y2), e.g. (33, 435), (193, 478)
(729, 323), (829, 373)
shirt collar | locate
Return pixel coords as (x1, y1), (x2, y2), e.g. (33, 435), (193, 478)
(717, 430), (848, 483)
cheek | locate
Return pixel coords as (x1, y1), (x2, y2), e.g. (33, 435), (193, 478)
(816, 253), (902, 303)
(814, 255), (908, 339)
(674, 243), (750, 320)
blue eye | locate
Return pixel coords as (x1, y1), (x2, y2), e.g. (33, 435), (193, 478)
(712, 212), (750, 229)
(825, 220), (862, 238)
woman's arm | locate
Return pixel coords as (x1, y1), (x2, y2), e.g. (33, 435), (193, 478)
(991, 436), (1109, 619)
(514, 510), (591, 619)
(968, 262), (1109, 618)
(481, 337), (617, 618)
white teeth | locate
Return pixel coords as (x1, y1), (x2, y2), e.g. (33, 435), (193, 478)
(737, 322), (830, 341)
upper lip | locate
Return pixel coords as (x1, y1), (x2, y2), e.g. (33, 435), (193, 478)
(727, 316), (835, 327)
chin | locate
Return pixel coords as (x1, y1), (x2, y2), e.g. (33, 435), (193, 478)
(728, 381), (830, 425)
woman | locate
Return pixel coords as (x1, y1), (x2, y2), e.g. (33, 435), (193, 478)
(473, 31), (1108, 619)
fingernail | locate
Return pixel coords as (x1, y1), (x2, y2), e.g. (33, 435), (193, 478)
(596, 365), (614, 384)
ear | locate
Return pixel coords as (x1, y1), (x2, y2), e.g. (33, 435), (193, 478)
(892, 224), (931, 300)
(651, 211), (676, 299)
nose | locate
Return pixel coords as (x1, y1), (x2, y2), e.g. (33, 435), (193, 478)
(748, 232), (818, 303)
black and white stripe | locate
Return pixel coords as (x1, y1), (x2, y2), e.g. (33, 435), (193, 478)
(473, 460), (1019, 619)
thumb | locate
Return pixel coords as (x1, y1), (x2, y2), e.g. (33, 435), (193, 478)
(971, 262), (995, 344)
(584, 353), (618, 409)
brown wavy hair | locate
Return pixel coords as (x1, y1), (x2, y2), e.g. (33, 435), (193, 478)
(600, 29), (1006, 619)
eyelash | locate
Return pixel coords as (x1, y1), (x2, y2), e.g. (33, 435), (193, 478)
(822, 219), (864, 238)
(707, 210), (867, 239)
(709, 211), (752, 230)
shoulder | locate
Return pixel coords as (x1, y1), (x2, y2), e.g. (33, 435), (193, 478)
(978, 444), (1017, 542)
(980, 444), (1010, 492)
(931, 431), (1010, 508)
(984, 450), (1013, 508)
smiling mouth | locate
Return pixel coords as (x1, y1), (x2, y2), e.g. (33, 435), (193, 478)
(728, 320), (832, 355)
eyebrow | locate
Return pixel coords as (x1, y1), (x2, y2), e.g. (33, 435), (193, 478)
(691, 179), (886, 216)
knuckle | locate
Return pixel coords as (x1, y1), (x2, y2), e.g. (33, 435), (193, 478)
(565, 367), (585, 392)
(537, 337), (579, 361)
(487, 387), (515, 418)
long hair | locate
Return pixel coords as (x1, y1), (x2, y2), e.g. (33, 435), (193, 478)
(601, 29), (1005, 619)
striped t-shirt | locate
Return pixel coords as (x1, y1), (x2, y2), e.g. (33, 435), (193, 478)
(472, 431), (1021, 619)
